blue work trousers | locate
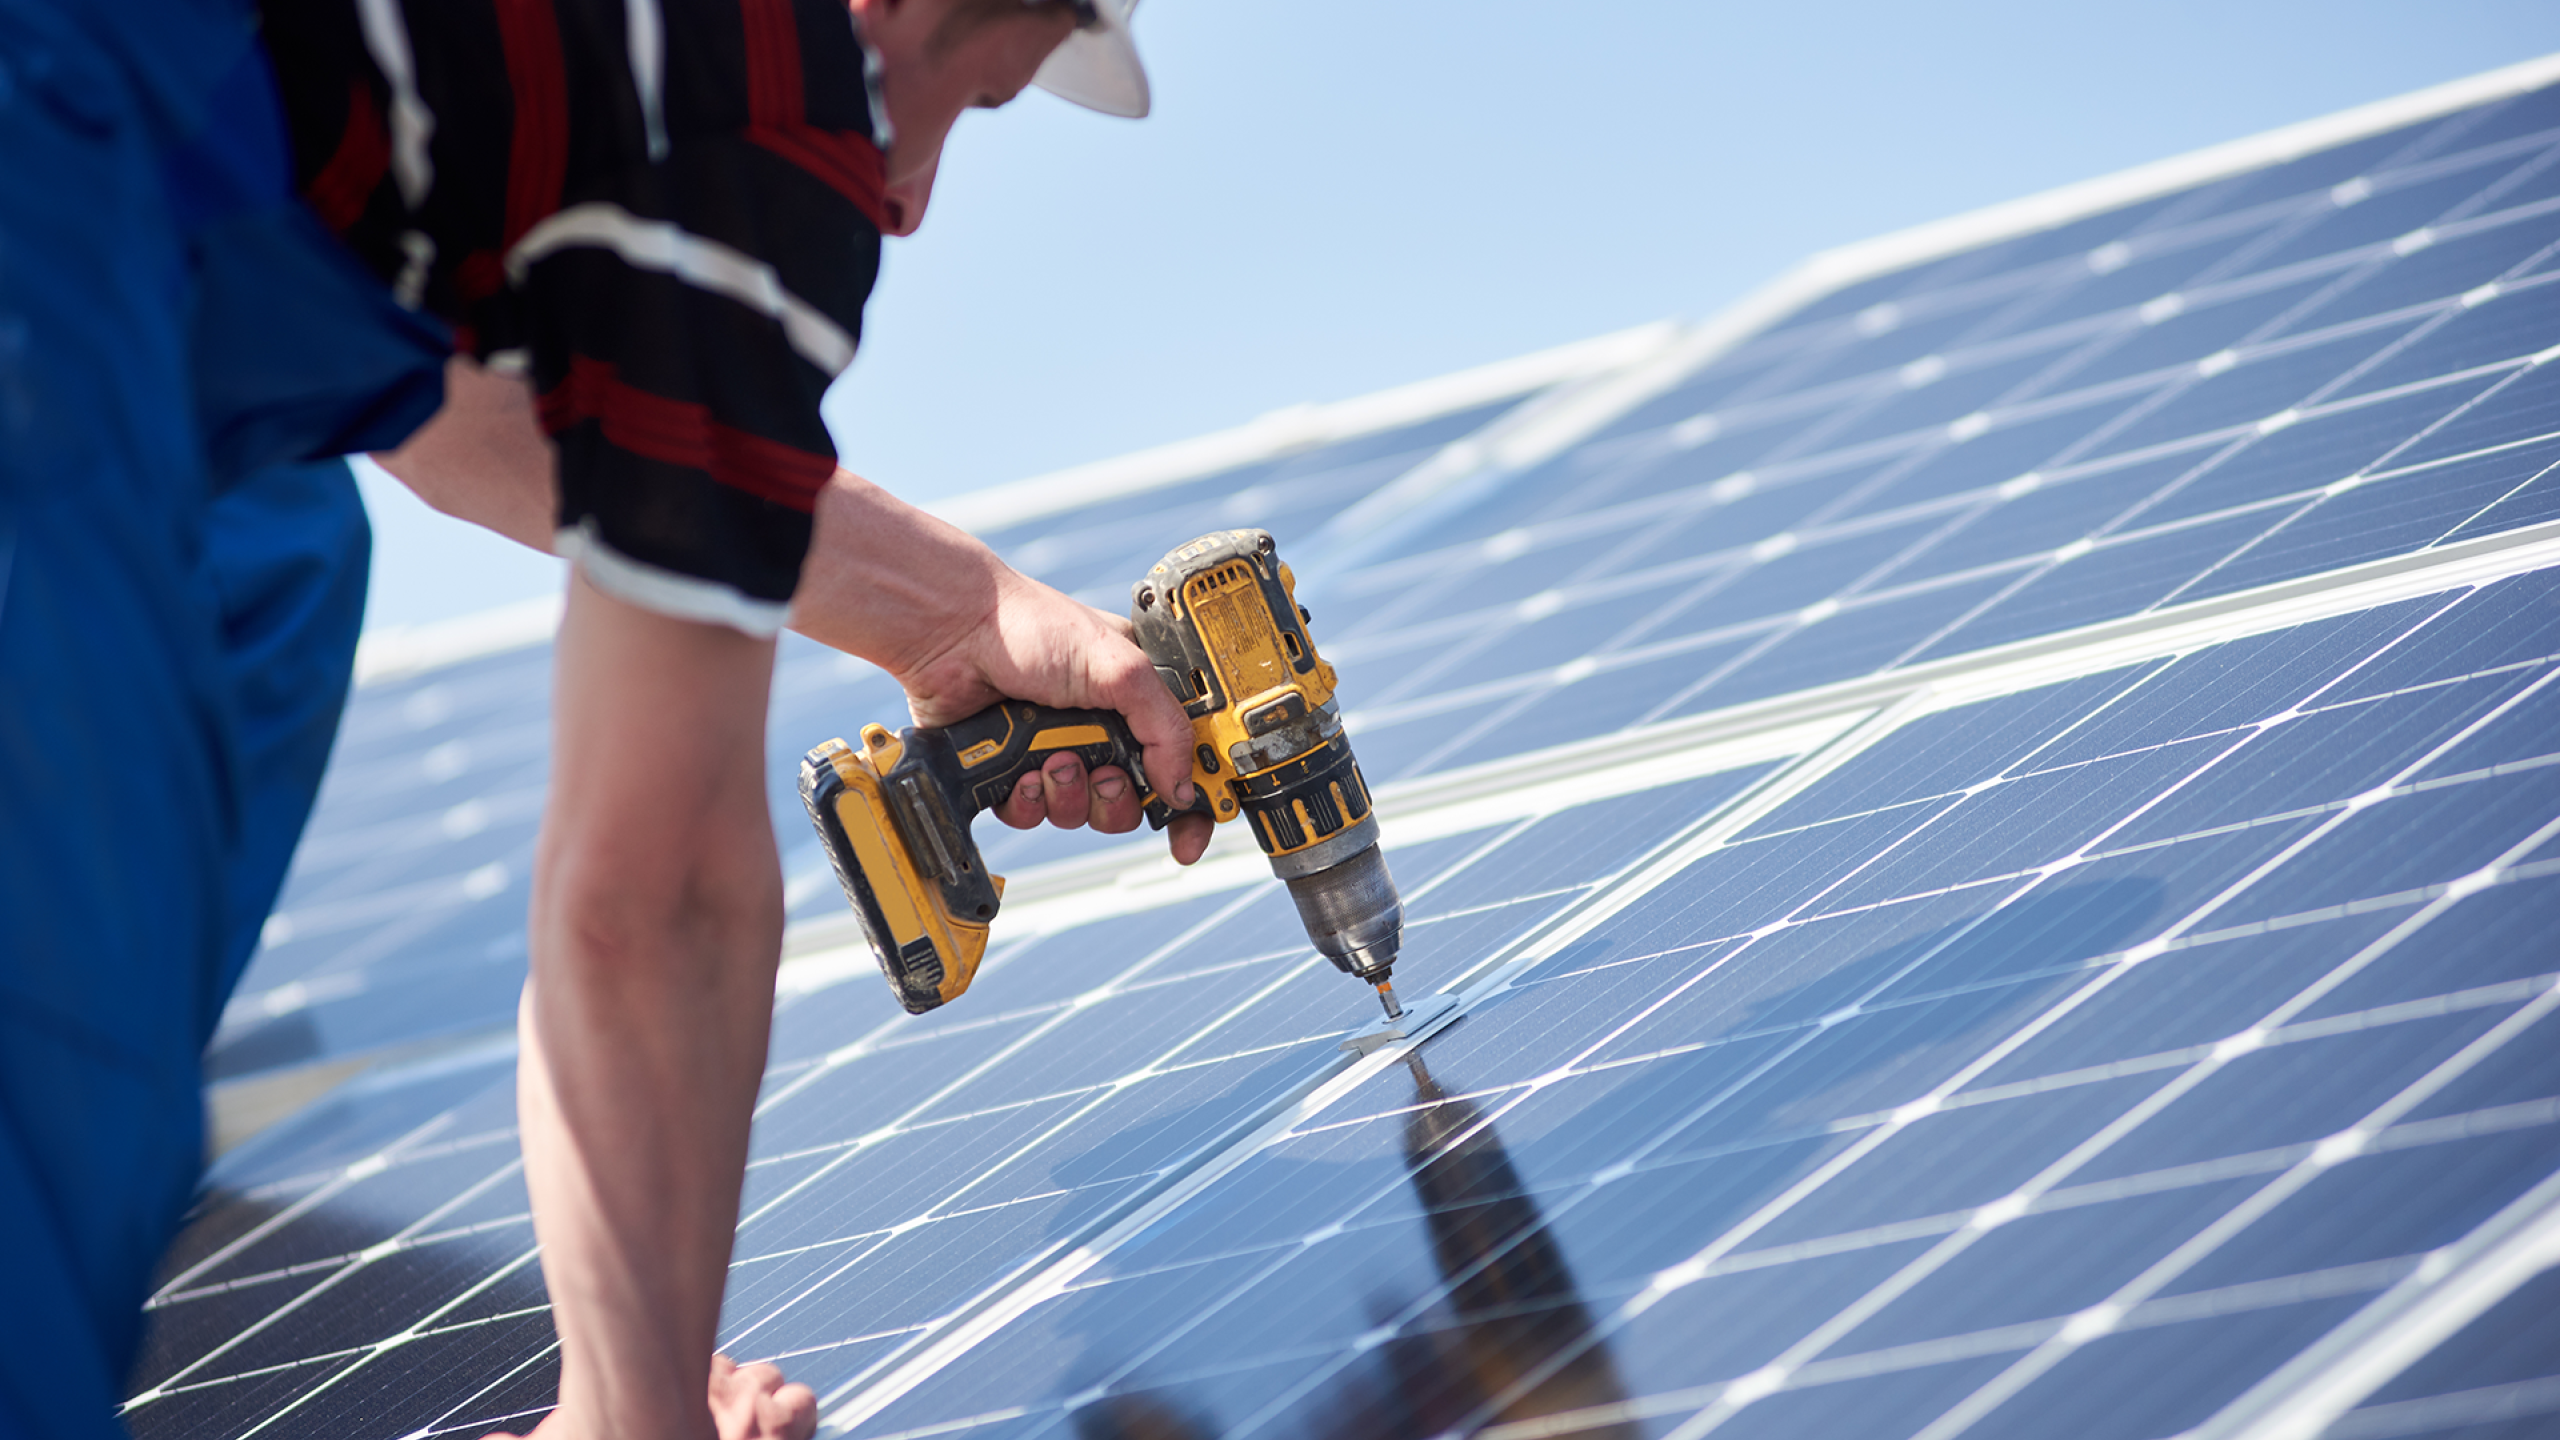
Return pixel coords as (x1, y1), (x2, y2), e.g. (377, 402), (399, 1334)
(0, 1), (411, 1433)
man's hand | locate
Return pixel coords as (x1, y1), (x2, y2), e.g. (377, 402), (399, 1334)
(493, 1355), (814, 1440)
(795, 473), (1214, 865)
(707, 1356), (818, 1440)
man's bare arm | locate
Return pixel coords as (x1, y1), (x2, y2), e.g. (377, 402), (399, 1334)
(373, 360), (1211, 861)
(514, 572), (813, 1440)
(379, 358), (557, 552)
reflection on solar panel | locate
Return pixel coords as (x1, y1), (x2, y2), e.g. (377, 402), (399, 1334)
(145, 60), (2560, 1440)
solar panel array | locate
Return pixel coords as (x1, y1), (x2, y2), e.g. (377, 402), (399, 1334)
(141, 72), (2560, 1440)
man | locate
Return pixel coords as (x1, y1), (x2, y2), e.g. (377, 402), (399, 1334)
(0, 1), (1207, 1437)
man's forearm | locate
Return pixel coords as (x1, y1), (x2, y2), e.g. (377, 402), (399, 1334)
(524, 574), (788, 1440)
(790, 471), (1009, 673)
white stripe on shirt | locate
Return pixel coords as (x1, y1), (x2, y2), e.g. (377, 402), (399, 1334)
(625, 0), (671, 163)
(507, 203), (858, 375)
(558, 521), (793, 638)
(353, 0), (436, 209)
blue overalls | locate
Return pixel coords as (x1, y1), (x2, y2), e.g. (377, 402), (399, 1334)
(0, 1), (446, 1432)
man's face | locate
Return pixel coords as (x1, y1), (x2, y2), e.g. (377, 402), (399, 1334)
(853, 0), (1080, 235)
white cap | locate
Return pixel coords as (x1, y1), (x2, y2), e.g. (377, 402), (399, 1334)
(1033, 0), (1149, 118)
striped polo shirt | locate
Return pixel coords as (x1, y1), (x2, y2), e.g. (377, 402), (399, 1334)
(259, 0), (891, 634)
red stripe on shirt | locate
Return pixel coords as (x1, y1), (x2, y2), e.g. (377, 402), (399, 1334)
(454, 250), (508, 304)
(739, 0), (805, 128)
(538, 356), (836, 512)
(494, 0), (570, 246)
(748, 124), (889, 232)
(305, 79), (389, 232)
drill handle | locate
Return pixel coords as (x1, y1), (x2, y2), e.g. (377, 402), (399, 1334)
(925, 698), (1212, 830)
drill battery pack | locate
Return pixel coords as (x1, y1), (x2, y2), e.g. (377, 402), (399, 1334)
(800, 702), (1178, 1014)
(799, 731), (990, 1014)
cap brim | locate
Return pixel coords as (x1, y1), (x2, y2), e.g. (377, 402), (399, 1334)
(1032, 0), (1149, 118)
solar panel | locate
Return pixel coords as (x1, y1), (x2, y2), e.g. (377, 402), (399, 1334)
(140, 64), (2560, 1440)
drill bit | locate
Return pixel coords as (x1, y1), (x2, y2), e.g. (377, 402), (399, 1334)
(1375, 978), (1404, 1020)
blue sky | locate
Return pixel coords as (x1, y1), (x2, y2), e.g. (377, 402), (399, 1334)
(358, 0), (2560, 630)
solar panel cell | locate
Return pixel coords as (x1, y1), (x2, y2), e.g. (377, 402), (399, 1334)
(2077, 1008), (2517, 1184)
(1979, 910), (2418, 1088)
(2169, 1123), (2560, 1299)
(2188, 461), (2558, 599)
(2320, 212), (2560, 315)
(125, 1357), (363, 1440)
(2400, 1010), (2560, 1124)
(2105, 330), (2432, 461)
(2368, 1277), (2560, 1406)
(1420, 639), (1756, 762)
(1651, 577), (1998, 715)
(2106, 673), (2533, 844)
(2011, 233), (2262, 334)
(1846, 394), (2160, 516)
(2205, 120), (2447, 212)
(2243, 154), (2538, 275)
(2444, 464), (2560, 544)
(2063, 276), (2336, 388)
(2446, 85), (2560, 148)
(1903, 513), (2255, 657)
(2389, 359), (2560, 475)
(2214, 766), (2560, 924)
(1967, 1297), (2381, 1440)
(1834, 1175), (2270, 1351)
(1605, 1239), (1950, 1388)
(2349, 275), (2560, 393)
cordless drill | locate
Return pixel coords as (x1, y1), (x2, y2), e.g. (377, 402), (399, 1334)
(799, 530), (1407, 1019)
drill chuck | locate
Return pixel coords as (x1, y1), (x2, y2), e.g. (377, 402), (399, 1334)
(1280, 839), (1403, 985)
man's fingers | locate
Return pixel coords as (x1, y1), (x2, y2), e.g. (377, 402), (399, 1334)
(1039, 753), (1089, 830)
(708, 1354), (815, 1440)
(1168, 813), (1214, 866)
(1087, 766), (1142, 833)
(736, 1361), (786, 1391)
(994, 771), (1044, 829)
(766, 1382), (819, 1440)
(1092, 644), (1197, 812)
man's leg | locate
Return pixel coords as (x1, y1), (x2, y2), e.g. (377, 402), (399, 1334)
(0, 4), (235, 1434)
